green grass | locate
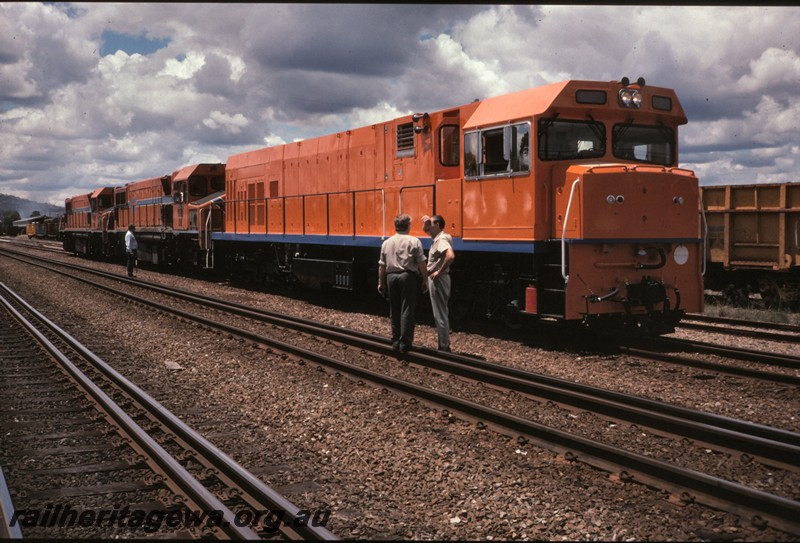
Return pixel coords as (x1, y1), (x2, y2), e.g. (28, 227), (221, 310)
(701, 297), (800, 326)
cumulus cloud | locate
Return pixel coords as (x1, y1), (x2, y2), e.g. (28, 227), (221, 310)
(0, 3), (97, 104)
(202, 111), (249, 134)
(160, 50), (206, 79)
(736, 47), (800, 93)
(0, 3), (799, 207)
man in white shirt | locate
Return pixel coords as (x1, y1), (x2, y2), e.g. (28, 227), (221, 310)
(125, 224), (138, 277)
(423, 215), (455, 352)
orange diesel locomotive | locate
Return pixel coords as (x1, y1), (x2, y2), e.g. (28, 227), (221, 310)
(63, 164), (225, 265)
(216, 78), (704, 333)
(63, 78), (703, 334)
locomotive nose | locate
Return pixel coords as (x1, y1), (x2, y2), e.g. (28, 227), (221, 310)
(578, 169), (696, 240)
(553, 164), (703, 327)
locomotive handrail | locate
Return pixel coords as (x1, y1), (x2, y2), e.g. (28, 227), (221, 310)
(699, 192), (708, 276)
(561, 177), (580, 283)
(203, 208), (213, 267)
(593, 247), (667, 270)
(229, 186), (388, 239)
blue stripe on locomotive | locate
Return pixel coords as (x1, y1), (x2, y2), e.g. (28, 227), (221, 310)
(212, 232), (703, 253)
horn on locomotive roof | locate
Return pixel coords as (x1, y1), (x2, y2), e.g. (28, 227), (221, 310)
(411, 112), (429, 123)
(621, 76), (646, 87)
(412, 112), (430, 133)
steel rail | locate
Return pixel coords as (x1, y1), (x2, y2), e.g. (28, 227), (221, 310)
(0, 283), (261, 540)
(71, 291), (800, 535)
(677, 320), (799, 343)
(684, 313), (800, 334)
(619, 345), (800, 386)
(4, 250), (799, 464)
(0, 281), (337, 541)
(5, 246), (798, 370)
(82, 268), (800, 466)
(630, 335), (800, 370)
(4, 263), (798, 534)
(0, 465), (23, 539)
(4, 249), (800, 532)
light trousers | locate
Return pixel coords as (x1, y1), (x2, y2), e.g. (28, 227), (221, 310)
(428, 273), (451, 351)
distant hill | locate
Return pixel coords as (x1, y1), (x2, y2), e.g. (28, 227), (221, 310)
(0, 193), (65, 219)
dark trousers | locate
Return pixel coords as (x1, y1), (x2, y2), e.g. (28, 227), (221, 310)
(387, 271), (418, 350)
(127, 250), (137, 276)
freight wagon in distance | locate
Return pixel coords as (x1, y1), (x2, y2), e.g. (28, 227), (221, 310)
(702, 181), (800, 308)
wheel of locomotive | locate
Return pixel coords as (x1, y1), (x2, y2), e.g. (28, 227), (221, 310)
(501, 304), (524, 330)
(448, 296), (474, 323)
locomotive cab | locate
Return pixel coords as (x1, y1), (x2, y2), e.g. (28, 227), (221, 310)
(535, 81), (703, 333)
(459, 78), (704, 334)
(63, 190), (112, 256)
(171, 163), (226, 231)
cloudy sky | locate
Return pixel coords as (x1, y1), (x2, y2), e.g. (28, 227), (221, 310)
(1, 3), (799, 208)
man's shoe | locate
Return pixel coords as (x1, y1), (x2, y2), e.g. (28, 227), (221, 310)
(439, 346), (451, 353)
(399, 344), (409, 354)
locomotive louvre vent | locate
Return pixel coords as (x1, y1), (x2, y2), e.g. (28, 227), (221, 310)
(396, 122), (415, 157)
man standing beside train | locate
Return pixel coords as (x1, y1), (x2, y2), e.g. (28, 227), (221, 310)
(125, 224), (138, 278)
(423, 215), (455, 352)
(377, 214), (428, 354)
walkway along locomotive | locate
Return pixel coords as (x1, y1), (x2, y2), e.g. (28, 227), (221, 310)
(63, 78), (705, 334)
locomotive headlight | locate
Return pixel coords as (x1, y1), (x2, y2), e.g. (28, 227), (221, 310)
(673, 196), (685, 205)
(618, 88), (642, 108)
(607, 195), (616, 204)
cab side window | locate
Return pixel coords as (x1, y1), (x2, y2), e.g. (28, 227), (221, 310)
(439, 125), (460, 166)
(464, 122), (530, 179)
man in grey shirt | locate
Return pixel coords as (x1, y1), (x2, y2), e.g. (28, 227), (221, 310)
(377, 214), (428, 354)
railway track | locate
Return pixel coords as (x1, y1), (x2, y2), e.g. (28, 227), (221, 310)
(2, 247), (799, 535)
(0, 237), (65, 255)
(5, 247), (798, 388)
(0, 280), (337, 540)
(679, 314), (800, 344)
(619, 337), (800, 386)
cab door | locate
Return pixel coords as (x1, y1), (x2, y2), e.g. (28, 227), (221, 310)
(172, 180), (187, 230)
(434, 111), (462, 237)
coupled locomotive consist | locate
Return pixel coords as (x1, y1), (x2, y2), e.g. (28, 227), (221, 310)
(63, 78), (704, 334)
(63, 164), (225, 266)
